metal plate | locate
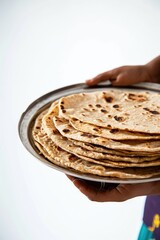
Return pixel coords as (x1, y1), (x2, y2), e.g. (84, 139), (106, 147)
(18, 82), (160, 184)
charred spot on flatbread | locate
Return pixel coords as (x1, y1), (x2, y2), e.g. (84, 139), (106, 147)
(104, 96), (114, 103)
(95, 104), (102, 108)
(113, 104), (120, 108)
(62, 129), (70, 133)
(101, 109), (108, 113)
(143, 108), (160, 115)
(110, 129), (119, 134)
(127, 93), (148, 102)
(114, 116), (125, 122)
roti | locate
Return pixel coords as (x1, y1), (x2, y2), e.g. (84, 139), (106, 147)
(70, 117), (160, 140)
(59, 90), (160, 134)
(68, 139), (159, 157)
(53, 114), (160, 153)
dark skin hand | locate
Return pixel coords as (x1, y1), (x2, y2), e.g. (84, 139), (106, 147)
(86, 55), (160, 86)
(67, 175), (160, 202)
(67, 55), (160, 202)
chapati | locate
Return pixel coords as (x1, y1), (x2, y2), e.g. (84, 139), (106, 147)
(59, 90), (160, 134)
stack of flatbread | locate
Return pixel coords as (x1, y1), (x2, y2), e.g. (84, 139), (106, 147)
(32, 89), (160, 179)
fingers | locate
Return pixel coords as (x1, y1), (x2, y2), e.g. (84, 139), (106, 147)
(85, 65), (148, 87)
(86, 69), (118, 86)
(67, 175), (158, 202)
(67, 175), (130, 202)
(85, 67), (131, 86)
(82, 184), (133, 202)
(112, 72), (141, 86)
(67, 175), (87, 193)
(110, 73), (131, 86)
(70, 179), (130, 202)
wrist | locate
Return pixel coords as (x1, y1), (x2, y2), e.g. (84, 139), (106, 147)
(145, 55), (160, 83)
(143, 64), (153, 83)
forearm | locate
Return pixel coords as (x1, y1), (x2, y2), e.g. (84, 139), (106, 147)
(146, 55), (160, 83)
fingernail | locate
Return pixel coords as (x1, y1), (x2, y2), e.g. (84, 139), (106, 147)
(72, 178), (78, 184)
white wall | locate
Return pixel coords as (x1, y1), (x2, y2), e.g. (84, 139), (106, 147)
(1, 0), (160, 239)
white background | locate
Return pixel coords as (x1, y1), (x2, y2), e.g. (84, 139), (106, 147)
(1, 0), (160, 239)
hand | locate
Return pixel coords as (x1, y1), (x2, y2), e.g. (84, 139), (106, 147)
(86, 65), (151, 86)
(67, 175), (160, 202)
(67, 56), (160, 202)
(86, 56), (160, 86)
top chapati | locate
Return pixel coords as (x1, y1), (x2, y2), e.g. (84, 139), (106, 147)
(59, 90), (160, 134)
